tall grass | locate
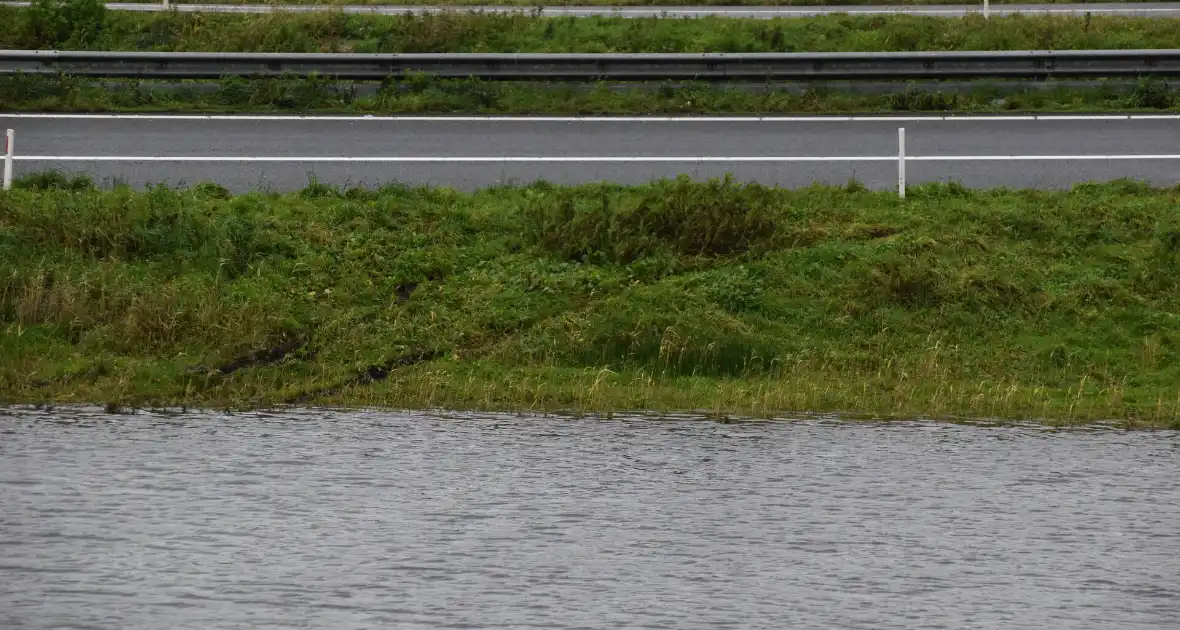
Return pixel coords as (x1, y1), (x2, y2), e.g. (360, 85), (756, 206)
(2, 5), (1178, 53)
(2, 75), (1177, 115)
(175, 0), (1180, 6)
(4, 175), (1180, 426)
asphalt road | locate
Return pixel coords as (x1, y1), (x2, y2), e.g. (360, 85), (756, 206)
(3, 1), (1179, 17)
(2, 113), (1179, 192)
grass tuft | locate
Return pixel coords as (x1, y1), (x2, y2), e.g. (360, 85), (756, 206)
(12, 170), (97, 192)
(528, 176), (783, 264)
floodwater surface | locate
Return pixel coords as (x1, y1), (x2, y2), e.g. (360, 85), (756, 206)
(1, 406), (1178, 629)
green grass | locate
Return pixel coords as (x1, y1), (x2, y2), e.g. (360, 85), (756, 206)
(4, 174), (1180, 428)
(3, 75), (1178, 115)
(5, 5), (1180, 53)
(172, 0), (1180, 7)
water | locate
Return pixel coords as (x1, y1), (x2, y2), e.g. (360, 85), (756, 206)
(2, 406), (1178, 630)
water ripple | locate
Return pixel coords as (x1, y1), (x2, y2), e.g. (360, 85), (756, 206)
(1, 406), (1178, 629)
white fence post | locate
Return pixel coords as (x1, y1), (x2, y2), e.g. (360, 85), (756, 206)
(163, 0), (169, 8)
(898, 127), (906, 199)
(3, 129), (12, 191)
(984, 0), (990, 19)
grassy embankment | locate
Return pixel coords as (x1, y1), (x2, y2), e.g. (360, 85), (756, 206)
(2, 7), (1179, 114)
(6, 9), (1175, 54)
(4, 175), (1180, 427)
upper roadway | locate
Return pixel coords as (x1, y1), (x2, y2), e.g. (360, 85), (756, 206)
(3, 2), (1179, 17)
(2, 113), (1178, 192)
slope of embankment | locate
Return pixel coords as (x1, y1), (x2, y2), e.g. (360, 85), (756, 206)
(3, 176), (1180, 426)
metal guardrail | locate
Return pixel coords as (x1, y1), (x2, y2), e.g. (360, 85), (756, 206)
(1, 49), (1180, 81)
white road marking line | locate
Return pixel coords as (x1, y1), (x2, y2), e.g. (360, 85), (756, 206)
(1034, 115), (1132, 120)
(1116, 114), (1180, 119)
(1, 113), (1178, 122)
(5, 113), (860, 122)
(15, 156), (897, 162)
(909, 155), (1180, 160)
(933, 115), (1040, 121)
(14, 155), (1180, 162)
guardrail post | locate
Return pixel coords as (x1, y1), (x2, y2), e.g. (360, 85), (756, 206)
(898, 127), (906, 199)
(983, 0), (989, 19)
(3, 129), (12, 191)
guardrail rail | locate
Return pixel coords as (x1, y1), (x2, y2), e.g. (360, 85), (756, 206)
(2, 49), (1180, 81)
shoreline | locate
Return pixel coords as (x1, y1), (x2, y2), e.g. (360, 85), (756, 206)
(4, 401), (1164, 431)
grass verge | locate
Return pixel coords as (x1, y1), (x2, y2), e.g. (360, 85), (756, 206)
(5, 7), (1180, 53)
(172, 0), (1180, 7)
(3, 174), (1180, 428)
(3, 75), (1178, 114)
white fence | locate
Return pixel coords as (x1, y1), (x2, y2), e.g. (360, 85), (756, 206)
(4, 125), (1179, 194)
(3, 129), (12, 191)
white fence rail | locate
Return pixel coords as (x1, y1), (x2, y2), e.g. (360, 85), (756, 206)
(3, 126), (1179, 194)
